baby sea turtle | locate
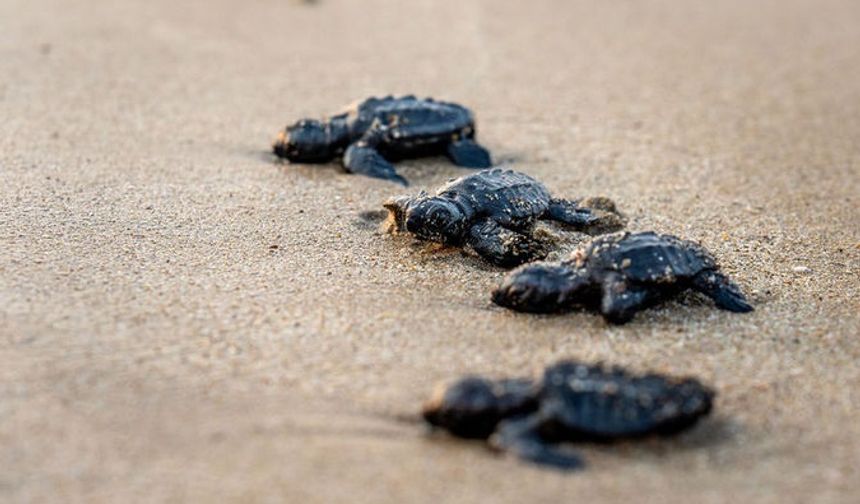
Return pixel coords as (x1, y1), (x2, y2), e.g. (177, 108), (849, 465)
(273, 95), (492, 185)
(423, 360), (715, 470)
(384, 168), (625, 267)
(492, 231), (753, 324)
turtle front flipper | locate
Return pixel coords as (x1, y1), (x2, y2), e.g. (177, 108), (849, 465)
(490, 415), (584, 471)
(691, 270), (754, 313)
(446, 139), (492, 168)
(600, 273), (654, 324)
(343, 141), (408, 186)
(544, 197), (625, 235)
(467, 219), (547, 268)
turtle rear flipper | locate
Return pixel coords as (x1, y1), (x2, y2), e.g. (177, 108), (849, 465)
(490, 416), (584, 471)
(691, 270), (754, 313)
(545, 198), (625, 235)
(446, 139), (492, 168)
(600, 273), (655, 324)
(343, 142), (408, 185)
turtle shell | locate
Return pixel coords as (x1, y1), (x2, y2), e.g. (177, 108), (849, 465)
(536, 360), (714, 440)
(576, 232), (717, 284)
(438, 168), (552, 229)
(348, 96), (474, 144)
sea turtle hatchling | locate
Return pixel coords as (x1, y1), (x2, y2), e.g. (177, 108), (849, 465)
(384, 168), (625, 267)
(422, 360), (715, 470)
(492, 231), (754, 323)
(273, 95), (492, 185)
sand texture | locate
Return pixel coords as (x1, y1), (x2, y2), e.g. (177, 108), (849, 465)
(1, 0), (859, 502)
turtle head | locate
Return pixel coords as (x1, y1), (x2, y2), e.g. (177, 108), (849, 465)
(390, 194), (466, 244)
(273, 119), (336, 162)
(422, 376), (538, 439)
(422, 377), (503, 439)
(492, 263), (591, 313)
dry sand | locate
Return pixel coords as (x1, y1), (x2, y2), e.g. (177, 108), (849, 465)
(2, 0), (859, 502)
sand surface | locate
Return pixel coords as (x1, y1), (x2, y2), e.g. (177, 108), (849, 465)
(2, 0), (859, 502)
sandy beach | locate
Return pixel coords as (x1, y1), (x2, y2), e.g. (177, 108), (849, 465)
(2, 0), (859, 501)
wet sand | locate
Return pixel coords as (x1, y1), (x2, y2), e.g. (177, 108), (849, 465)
(1, 0), (859, 502)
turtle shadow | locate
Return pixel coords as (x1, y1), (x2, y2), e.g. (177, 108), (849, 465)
(254, 148), (343, 183)
(418, 247), (503, 273)
(393, 412), (738, 470)
(388, 410), (738, 451)
(405, 242), (503, 273)
(386, 157), (506, 188)
(587, 415), (740, 453)
(669, 415), (740, 451)
(614, 292), (762, 328)
(259, 149), (280, 164)
(352, 209), (390, 231)
(487, 290), (760, 329)
(266, 156), (482, 188)
(491, 152), (530, 166)
(349, 209), (514, 272)
(350, 208), (591, 274)
(271, 157), (349, 185)
(575, 416), (742, 469)
(254, 142), (525, 187)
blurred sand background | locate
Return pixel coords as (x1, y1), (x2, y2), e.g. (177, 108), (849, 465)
(1, 0), (859, 502)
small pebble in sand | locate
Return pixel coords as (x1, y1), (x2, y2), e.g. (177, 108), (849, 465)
(792, 266), (812, 274)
